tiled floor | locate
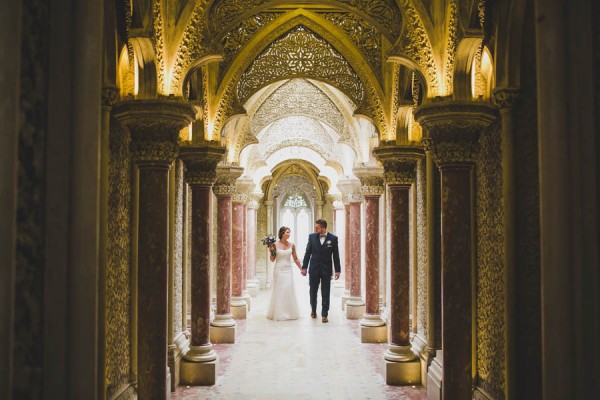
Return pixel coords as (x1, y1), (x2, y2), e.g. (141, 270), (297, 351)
(174, 274), (426, 400)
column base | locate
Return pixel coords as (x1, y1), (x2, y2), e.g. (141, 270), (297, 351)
(247, 280), (259, 297)
(426, 351), (443, 400)
(210, 314), (236, 343)
(346, 297), (365, 319)
(360, 314), (387, 343)
(180, 359), (218, 386)
(180, 344), (218, 386)
(383, 358), (421, 386)
(168, 332), (190, 391)
(341, 291), (351, 310)
(231, 297), (247, 319)
(243, 290), (252, 311)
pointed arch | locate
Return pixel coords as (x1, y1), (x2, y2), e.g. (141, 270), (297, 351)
(210, 9), (388, 139)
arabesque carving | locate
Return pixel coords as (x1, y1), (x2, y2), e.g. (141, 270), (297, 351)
(251, 79), (345, 135)
(173, 161), (184, 339)
(237, 26), (365, 104)
(372, 145), (424, 185)
(179, 144), (227, 186)
(106, 121), (132, 399)
(444, 0), (459, 95)
(394, 0), (439, 92)
(210, 0), (401, 39)
(359, 176), (385, 196)
(320, 12), (383, 80)
(416, 159), (428, 337)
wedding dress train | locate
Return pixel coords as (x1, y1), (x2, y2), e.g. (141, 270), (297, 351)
(267, 247), (300, 320)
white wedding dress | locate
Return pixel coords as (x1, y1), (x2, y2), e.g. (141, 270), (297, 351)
(267, 247), (301, 320)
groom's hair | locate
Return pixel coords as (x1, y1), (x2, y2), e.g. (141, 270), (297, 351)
(315, 219), (327, 228)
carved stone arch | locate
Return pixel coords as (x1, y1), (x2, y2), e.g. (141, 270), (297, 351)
(213, 9), (388, 140)
(494, 0), (528, 88)
(266, 160), (324, 204)
(388, 0), (440, 95)
(454, 37), (484, 100)
(129, 37), (158, 99)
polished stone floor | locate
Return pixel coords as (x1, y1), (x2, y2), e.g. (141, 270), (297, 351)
(174, 272), (426, 399)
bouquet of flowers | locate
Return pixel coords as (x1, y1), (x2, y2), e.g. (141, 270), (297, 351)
(261, 234), (277, 256)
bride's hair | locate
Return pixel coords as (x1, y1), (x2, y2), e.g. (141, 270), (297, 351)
(278, 226), (290, 239)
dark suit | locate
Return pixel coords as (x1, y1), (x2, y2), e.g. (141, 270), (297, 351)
(302, 232), (341, 317)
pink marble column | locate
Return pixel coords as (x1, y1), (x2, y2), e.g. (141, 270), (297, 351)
(348, 199), (362, 298)
(415, 101), (496, 399)
(230, 195), (247, 318)
(243, 203), (248, 293)
(344, 204), (351, 292)
(246, 201), (259, 295)
(178, 145), (225, 375)
(113, 99), (195, 399)
(211, 166), (243, 340)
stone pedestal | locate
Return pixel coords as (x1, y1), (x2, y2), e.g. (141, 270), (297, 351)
(415, 101), (496, 399)
(113, 99), (195, 399)
(179, 143), (225, 386)
(373, 145), (424, 386)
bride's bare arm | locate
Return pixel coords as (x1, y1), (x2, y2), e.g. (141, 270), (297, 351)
(291, 244), (302, 270)
(269, 243), (276, 262)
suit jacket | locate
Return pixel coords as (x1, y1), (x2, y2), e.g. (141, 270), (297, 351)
(302, 232), (341, 276)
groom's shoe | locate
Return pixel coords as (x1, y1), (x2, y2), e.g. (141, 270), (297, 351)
(322, 316), (328, 323)
(311, 311), (317, 319)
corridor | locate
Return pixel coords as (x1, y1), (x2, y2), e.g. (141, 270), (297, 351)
(173, 275), (426, 400)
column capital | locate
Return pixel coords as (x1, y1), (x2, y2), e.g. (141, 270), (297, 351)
(247, 200), (260, 210)
(101, 85), (119, 110)
(354, 165), (385, 197)
(414, 100), (497, 165)
(179, 143), (226, 186)
(113, 99), (196, 164)
(213, 165), (244, 197)
(493, 87), (520, 110)
(372, 145), (424, 185)
(337, 178), (361, 199)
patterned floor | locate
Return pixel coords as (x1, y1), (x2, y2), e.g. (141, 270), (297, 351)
(173, 273), (426, 400)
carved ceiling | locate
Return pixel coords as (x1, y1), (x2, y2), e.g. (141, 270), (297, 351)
(259, 116), (335, 159)
(251, 79), (345, 136)
(237, 26), (365, 105)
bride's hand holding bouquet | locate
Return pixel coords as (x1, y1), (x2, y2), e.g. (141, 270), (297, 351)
(261, 234), (277, 258)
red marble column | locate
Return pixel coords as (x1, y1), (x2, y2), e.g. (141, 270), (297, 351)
(344, 203), (351, 292)
(363, 194), (381, 315)
(373, 145), (425, 367)
(242, 203), (248, 293)
(214, 194), (233, 317)
(246, 203), (258, 281)
(113, 99), (195, 399)
(415, 101), (496, 399)
(211, 166), (243, 338)
(179, 146), (225, 372)
(348, 199), (362, 299)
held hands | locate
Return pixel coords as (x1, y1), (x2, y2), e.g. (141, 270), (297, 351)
(301, 268), (307, 276)
(334, 272), (340, 280)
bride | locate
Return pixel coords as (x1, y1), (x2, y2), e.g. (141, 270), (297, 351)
(267, 226), (302, 320)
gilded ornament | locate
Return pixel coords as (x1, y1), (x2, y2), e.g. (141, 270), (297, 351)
(237, 26), (365, 105)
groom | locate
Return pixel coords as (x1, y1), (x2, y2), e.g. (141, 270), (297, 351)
(301, 219), (341, 323)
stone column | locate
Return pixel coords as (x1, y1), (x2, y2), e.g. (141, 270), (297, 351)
(246, 200), (260, 296)
(178, 144), (225, 386)
(493, 88), (519, 400)
(415, 101), (496, 399)
(231, 191), (248, 319)
(355, 167), (387, 343)
(316, 200), (325, 219)
(210, 165), (243, 344)
(241, 202), (252, 308)
(332, 199), (346, 293)
(338, 178), (359, 310)
(373, 145), (424, 385)
(346, 193), (365, 319)
(113, 100), (195, 400)
(264, 200), (274, 289)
